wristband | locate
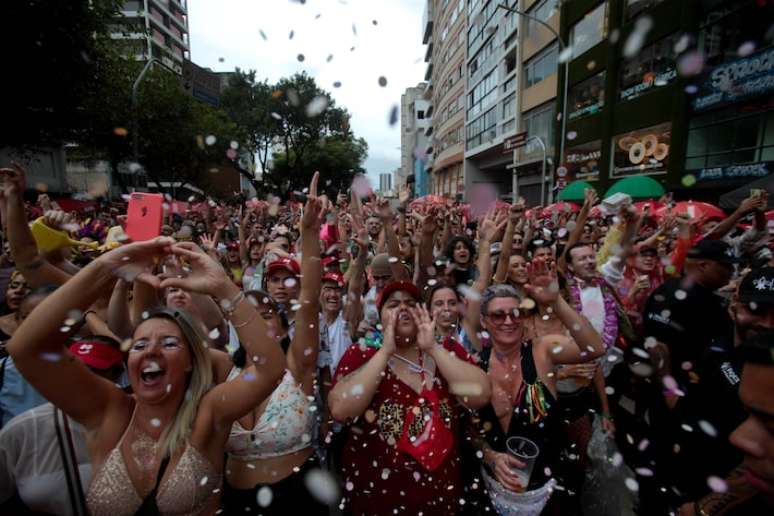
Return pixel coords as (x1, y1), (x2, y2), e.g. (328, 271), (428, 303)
(220, 290), (245, 315)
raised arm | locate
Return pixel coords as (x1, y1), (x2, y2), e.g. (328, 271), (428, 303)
(1, 164), (71, 288)
(525, 258), (605, 364)
(702, 194), (761, 241)
(107, 278), (133, 340)
(494, 199), (525, 284)
(414, 305), (491, 409)
(375, 197), (408, 281)
(559, 188), (597, 274)
(328, 310), (397, 421)
(287, 172), (324, 382)
(159, 243), (285, 427)
(7, 238), (175, 429)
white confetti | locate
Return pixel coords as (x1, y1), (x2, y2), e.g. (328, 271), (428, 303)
(625, 478), (639, 492)
(306, 96), (329, 118)
(304, 468), (340, 504)
(150, 418), (161, 427)
(707, 476), (728, 493)
(257, 486), (273, 507)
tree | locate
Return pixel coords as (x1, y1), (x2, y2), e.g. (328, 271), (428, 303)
(1, 0), (124, 147)
(272, 135), (368, 196)
(220, 71), (363, 196)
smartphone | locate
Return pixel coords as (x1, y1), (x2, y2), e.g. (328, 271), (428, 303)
(751, 188), (764, 199)
(126, 192), (164, 242)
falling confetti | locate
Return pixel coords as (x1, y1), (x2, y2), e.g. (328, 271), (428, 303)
(326, 54), (334, 62)
(205, 135), (217, 146)
(257, 486), (273, 507)
(707, 476), (728, 493)
(677, 50), (705, 77)
(259, 29), (268, 41)
(113, 127), (128, 137)
(389, 104), (399, 126)
(297, 54), (305, 62)
(304, 469), (340, 504)
(623, 16), (653, 58)
(333, 81), (342, 88)
(306, 96), (329, 117)
(737, 41), (756, 57)
(378, 76), (388, 87)
(150, 418), (161, 427)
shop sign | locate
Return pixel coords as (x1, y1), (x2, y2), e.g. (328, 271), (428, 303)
(695, 162), (772, 182)
(619, 69), (677, 101)
(611, 123), (671, 178)
(564, 140), (601, 182)
(693, 48), (774, 112)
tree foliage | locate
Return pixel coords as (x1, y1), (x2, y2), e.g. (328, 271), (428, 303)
(220, 71), (367, 196)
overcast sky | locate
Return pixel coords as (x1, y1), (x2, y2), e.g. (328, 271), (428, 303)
(188, 0), (427, 185)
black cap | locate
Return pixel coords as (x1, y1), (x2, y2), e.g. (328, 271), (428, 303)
(686, 239), (739, 264)
(739, 267), (774, 305)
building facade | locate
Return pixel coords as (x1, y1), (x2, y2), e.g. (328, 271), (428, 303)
(114, 0), (191, 74)
(556, 0), (773, 200)
(424, 0), (468, 200)
(398, 83), (431, 195)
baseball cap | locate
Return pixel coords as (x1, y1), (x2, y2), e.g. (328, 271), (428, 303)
(69, 337), (124, 370)
(321, 255), (340, 271)
(738, 267), (774, 305)
(376, 281), (421, 313)
(266, 257), (301, 277)
(322, 271), (345, 287)
(686, 239), (740, 264)
(370, 253), (393, 278)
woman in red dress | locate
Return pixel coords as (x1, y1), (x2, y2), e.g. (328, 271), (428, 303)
(329, 281), (491, 515)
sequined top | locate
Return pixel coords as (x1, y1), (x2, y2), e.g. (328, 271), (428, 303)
(225, 368), (315, 460)
(86, 410), (221, 516)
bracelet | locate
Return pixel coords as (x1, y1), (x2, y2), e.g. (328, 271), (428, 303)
(231, 311), (257, 329)
(221, 290), (245, 315)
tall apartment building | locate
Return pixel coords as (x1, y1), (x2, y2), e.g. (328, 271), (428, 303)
(463, 0), (561, 206)
(114, 0), (191, 74)
(379, 173), (394, 194)
(557, 0), (774, 202)
(398, 83), (431, 195)
(423, 0), (467, 199)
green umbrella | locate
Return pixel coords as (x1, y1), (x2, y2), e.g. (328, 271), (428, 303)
(605, 176), (665, 199)
(558, 180), (596, 202)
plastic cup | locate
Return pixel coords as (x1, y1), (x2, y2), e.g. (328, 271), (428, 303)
(506, 436), (539, 488)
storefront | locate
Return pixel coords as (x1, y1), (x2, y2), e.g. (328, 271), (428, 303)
(563, 139), (602, 181)
(611, 122), (671, 178)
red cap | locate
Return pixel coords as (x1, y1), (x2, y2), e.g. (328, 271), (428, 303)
(226, 242), (239, 251)
(322, 271), (345, 287)
(321, 255), (340, 270)
(69, 340), (124, 370)
(376, 281), (421, 313)
(266, 257), (301, 277)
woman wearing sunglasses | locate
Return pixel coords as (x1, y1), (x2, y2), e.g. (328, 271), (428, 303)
(6, 237), (286, 516)
(469, 258), (605, 514)
(329, 280), (490, 515)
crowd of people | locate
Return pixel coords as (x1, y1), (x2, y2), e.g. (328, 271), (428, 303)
(0, 161), (772, 516)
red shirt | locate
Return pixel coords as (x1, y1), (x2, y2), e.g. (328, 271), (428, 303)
(333, 340), (473, 516)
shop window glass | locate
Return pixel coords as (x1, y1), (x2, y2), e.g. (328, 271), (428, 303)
(568, 71), (605, 120)
(570, 3), (608, 59)
(611, 122), (671, 177)
(619, 33), (679, 102)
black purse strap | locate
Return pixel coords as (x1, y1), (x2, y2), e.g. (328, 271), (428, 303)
(54, 408), (88, 516)
(134, 455), (171, 516)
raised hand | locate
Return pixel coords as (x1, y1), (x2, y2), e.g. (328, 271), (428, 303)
(524, 257), (559, 306)
(98, 237), (176, 288)
(375, 197), (393, 222)
(43, 210), (75, 231)
(478, 209), (499, 242)
(0, 162), (27, 197)
(159, 242), (231, 298)
(398, 184), (411, 207)
(301, 171), (326, 231)
(583, 188), (598, 208)
(380, 306), (398, 356)
(410, 305), (436, 352)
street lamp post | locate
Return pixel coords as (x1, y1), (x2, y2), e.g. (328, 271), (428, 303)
(496, 2), (570, 204)
(131, 57), (177, 163)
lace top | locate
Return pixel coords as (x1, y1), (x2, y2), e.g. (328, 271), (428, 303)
(86, 409), (221, 516)
(225, 369), (315, 460)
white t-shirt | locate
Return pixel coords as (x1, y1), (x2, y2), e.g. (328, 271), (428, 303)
(0, 403), (91, 515)
(318, 312), (353, 376)
(579, 285), (606, 336)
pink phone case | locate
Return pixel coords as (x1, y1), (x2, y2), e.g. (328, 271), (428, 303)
(126, 193), (164, 242)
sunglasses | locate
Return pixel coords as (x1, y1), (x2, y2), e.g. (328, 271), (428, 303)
(486, 309), (520, 326)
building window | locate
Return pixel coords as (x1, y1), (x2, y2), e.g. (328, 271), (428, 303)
(570, 2), (608, 59)
(699, 0), (774, 69)
(466, 107), (498, 149)
(568, 71), (605, 121)
(468, 71), (498, 119)
(619, 33), (679, 102)
(522, 102), (556, 155)
(503, 75), (517, 94)
(503, 94), (516, 120)
(526, 0), (559, 36)
(611, 122), (671, 178)
(686, 104), (774, 175)
(564, 140), (602, 181)
(417, 110), (425, 120)
(467, 0), (499, 53)
(624, 0), (666, 22)
(524, 44), (558, 88)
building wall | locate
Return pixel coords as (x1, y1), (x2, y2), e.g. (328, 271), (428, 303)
(398, 83), (429, 193)
(553, 0), (774, 200)
(116, 0), (190, 74)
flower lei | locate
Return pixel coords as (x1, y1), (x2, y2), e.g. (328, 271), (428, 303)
(566, 275), (619, 350)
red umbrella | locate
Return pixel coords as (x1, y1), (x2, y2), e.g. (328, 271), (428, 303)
(541, 202), (580, 218)
(634, 200), (664, 214)
(656, 201), (726, 221)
